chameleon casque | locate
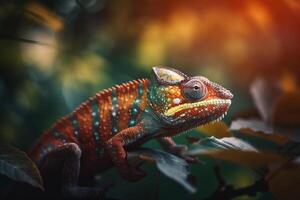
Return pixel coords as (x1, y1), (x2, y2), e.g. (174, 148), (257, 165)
(29, 66), (233, 198)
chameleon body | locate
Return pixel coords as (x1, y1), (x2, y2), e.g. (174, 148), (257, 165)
(29, 67), (233, 198)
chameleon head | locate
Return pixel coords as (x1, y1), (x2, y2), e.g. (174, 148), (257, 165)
(149, 66), (233, 133)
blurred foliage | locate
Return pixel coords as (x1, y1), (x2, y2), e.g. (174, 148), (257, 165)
(1, 0), (300, 199)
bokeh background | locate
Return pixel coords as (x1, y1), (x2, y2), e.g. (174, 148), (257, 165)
(1, 0), (300, 199)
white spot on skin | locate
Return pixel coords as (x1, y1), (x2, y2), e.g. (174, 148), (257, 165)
(173, 98), (181, 104)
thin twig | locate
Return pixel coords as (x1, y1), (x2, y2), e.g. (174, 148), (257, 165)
(154, 170), (160, 200)
(204, 163), (268, 200)
(0, 35), (54, 47)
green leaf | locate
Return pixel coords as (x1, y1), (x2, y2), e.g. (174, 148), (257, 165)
(186, 136), (257, 156)
(0, 143), (43, 190)
(128, 148), (196, 194)
(185, 137), (284, 168)
(230, 118), (274, 134)
(230, 118), (289, 145)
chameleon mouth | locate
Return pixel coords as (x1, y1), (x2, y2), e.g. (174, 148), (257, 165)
(164, 99), (232, 117)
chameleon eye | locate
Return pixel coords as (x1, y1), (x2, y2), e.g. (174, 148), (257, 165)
(183, 79), (207, 101)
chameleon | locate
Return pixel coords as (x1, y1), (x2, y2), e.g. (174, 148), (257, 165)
(29, 66), (233, 198)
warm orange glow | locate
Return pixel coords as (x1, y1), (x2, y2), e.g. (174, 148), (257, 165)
(137, 10), (199, 67)
(285, 0), (300, 11)
(246, 2), (272, 31)
(280, 72), (299, 93)
(25, 3), (64, 32)
(165, 10), (198, 49)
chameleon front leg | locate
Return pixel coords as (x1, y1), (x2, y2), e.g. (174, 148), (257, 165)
(105, 124), (146, 182)
(39, 143), (105, 199)
(157, 137), (188, 155)
(157, 137), (200, 163)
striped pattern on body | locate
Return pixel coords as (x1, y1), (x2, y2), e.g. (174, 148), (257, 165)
(30, 79), (149, 162)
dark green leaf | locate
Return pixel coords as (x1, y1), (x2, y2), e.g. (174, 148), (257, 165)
(185, 137), (284, 168)
(230, 118), (273, 134)
(129, 148), (196, 194)
(0, 143), (43, 190)
(230, 118), (300, 142)
(186, 136), (257, 156)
